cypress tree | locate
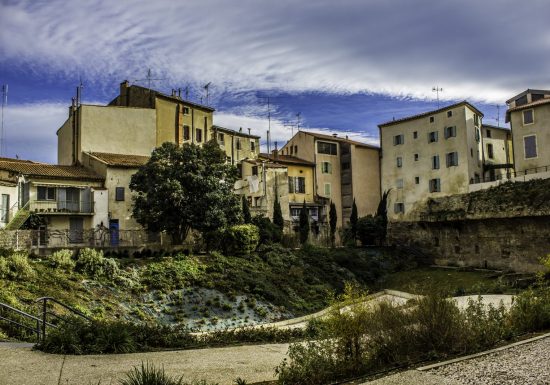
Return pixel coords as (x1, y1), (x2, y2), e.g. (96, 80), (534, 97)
(329, 201), (337, 247)
(299, 200), (309, 244)
(242, 195), (252, 224)
(350, 198), (358, 243)
(273, 195), (284, 230)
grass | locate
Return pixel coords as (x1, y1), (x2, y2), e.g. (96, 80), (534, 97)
(379, 267), (509, 295)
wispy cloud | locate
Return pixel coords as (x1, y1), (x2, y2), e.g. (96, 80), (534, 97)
(2, 0), (549, 104)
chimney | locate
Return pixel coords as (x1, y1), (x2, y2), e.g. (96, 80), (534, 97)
(239, 127), (243, 133)
(345, 135), (349, 140)
(272, 141), (279, 159)
(178, 88), (181, 98)
(332, 133), (338, 137)
(248, 128), (251, 135)
(120, 80), (130, 106)
(171, 89), (177, 97)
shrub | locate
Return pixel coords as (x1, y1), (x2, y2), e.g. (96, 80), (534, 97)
(509, 287), (550, 333)
(0, 253), (35, 280)
(120, 362), (218, 385)
(75, 248), (105, 278)
(140, 257), (204, 291)
(224, 224), (260, 256)
(0, 257), (8, 279)
(356, 215), (386, 246)
(49, 249), (75, 270)
(252, 215), (282, 244)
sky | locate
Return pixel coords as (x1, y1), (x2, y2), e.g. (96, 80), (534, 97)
(1, 0), (549, 163)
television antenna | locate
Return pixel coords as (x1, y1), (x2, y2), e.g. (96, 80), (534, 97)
(203, 82), (211, 106)
(134, 68), (165, 89)
(296, 112), (301, 131)
(258, 96), (273, 153)
(432, 86), (443, 108)
(495, 104), (502, 127)
(1, 84), (7, 156)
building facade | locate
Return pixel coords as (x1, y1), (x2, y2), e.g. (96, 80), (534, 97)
(506, 89), (550, 174)
(379, 101), (484, 220)
(481, 124), (513, 182)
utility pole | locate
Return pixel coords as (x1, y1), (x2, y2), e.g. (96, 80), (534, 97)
(432, 86), (443, 108)
(296, 112), (301, 132)
(1, 84), (7, 156)
(496, 105), (501, 127)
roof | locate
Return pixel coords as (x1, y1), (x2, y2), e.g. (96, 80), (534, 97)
(259, 153), (315, 166)
(300, 131), (379, 149)
(242, 158), (286, 168)
(505, 98), (550, 123)
(0, 158), (103, 181)
(378, 101), (485, 128)
(86, 152), (150, 168)
(505, 89), (550, 104)
(131, 84), (216, 112)
(212, 125), (261, 139)
(481, 123), (510, 132)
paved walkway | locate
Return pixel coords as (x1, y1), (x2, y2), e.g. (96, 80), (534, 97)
(0, 342), (289, 385)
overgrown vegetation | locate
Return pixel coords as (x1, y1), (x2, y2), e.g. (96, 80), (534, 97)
(119, 362), (218, 385)
(276, 284), (550, 384)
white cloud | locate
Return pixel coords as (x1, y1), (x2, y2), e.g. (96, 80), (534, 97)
(1, 0), (549, 104)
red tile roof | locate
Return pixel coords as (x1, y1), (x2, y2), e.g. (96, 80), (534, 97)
(507, 98), (550, 113)
(259, 153), (315, 166)
(301, 131), (379, 149)
(87, 152), (150, 168)
(0, 158), (103, 181)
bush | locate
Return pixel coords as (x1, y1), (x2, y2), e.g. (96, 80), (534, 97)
(356, 215), (385, 246)
(509, 287), (550, 333)
(0, 253), (35, 280)
(49, 249), (75, 270)
(140, 257), (205, 291)
(75, 248), (105, 278)
(224, 224), (260, 256)
(252, 215), (282, 244)
(120, 362), (218, 385)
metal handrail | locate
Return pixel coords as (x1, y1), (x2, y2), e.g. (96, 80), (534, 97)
(0, 302), (55, 343)
(35, 297), (91, 321)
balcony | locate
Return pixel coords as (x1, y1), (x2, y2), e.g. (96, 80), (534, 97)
(29, 200), (94, 215)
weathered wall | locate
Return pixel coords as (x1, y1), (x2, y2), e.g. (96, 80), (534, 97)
(387, 217), (550, 273)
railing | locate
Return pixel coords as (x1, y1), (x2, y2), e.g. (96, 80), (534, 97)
(35, 297), (91, 342)
(0, 302), (55, 343)
(29, 200), (94, 214)
(470, 165), (550, 184)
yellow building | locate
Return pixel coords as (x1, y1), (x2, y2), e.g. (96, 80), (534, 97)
(378, 101), (485, 221)
(280, 131), (380, 228)
(213, 125), (260, 164)
(506, 89), (550, 174)
(481, 124), (513, 182)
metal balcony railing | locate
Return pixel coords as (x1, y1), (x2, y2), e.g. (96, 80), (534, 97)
(29, 200), (94, 214)
(470, 165), (550, 184)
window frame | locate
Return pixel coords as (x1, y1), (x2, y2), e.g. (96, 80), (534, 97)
(396, 157), (403, 168)
(444, 126), (456, 139)
(196, 128), (202, 143)
(487, 143), (494, 159)
(432, 155), (440, 170)
(428, 131), (438, 143)
(446, 151), (459, 167)
(37, 186), (56, 201)
(394, 202), (404, 214)
(115, 187), (125, 202)
(321, 161), (332, 174)
(183, 125), (190, 141)
(324, 182), (331, 197)
(317, 141), (338, 155)
(429, 178), (441, 193)
(393, 134), (404, 146)
(523, 109), (534, 125)
(523, 135), (538, 159)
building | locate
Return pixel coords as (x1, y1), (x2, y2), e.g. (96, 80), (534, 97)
(378, 101), (484, 220)
(481, 124), (513, 182)
(279, 131), (380, 227)
(506, 89), (550, 174)
(213, 125), (260, 165)
(0, 158), (105, 243)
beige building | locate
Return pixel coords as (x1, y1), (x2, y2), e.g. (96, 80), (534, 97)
(0, 158), (105, 242)
(506, 89), (550, 174)
(213, 125), (260, 164)
(481, 124), (513, 181)
(378, 101), (485, 220)
(279, 131), (380, 227)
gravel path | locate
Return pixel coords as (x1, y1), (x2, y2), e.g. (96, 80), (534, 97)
(428, 336), (550, 385)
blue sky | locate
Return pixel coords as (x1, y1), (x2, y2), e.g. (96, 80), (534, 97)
(1, 0), (549, 163)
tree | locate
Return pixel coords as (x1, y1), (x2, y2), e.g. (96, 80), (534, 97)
(130, 141), (242, 244)
(273, 194), (284, 230)
(375, 190), (391, 245)
(242, 195), (252, 224)
(329, 201), (337, 248)
(299, 200), (309, 244)
(350, 198), (358, 243)
(356, 215), (386, 246)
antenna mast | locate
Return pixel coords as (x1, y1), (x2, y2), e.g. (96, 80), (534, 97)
(134, 68), (165, 90)
(432, 86), (443, 108)
(496, 105), (501, 127)
(1, 85), (7, 156)
(203, 82), (211, 106)
(267, 97), (271, 153)
(296, 112), (301, 131)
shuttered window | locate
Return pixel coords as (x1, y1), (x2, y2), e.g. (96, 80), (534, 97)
(524, 135), (537, 158)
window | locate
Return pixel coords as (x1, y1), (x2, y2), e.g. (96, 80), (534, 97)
(396, 178), (403, 189)
(394, 203), (404, 213)
(415, 176), (420, 184)
(396, 157), (403, 168)
(294, 145), (298, 154)
(474, 114), (480, 126)
(37, 186), (56, 201)
(254, 197), (261, 207)
(218, 133), (225, 144)
(393, 134), (404, 145)
(342, 162), (350, 170)
(428, 131), (438, 143)
(321, 161), (332, 174)
(183, 125), (190, 141)
(487, 144), (494, 159)
(317, 141), (338, 155)
(432, 155), (440, 170)
(196, 128), (202, 143)
(429, 178), (441, 192)
(414, 153), (419, 161)
(532, 93), (544, 102)
(515, 95), (528, 106)
(524, 135), (537, 159)
(115, 187), (125, 201)
(288, 177), (306, 193)
(252, 166), (258, 176)
(444, 126), (456, 139)
(324, 183), (331, 197)
(523, 109), (534, 125)
(236, 138), (241, 150)
(429, 116), (435, 123)
(413, 131), (418, 139)
(475, 128), (480, 142)
(251, 140), (256, 152)
(471, 148), (474, 157)
(446, 152), (459, 167)
(486, 129), (492, 138)
(447, 110), (453, 117)
(290, 145), (294, 155)
(1, 194), (9, 223)
(182, 106), (190, 115)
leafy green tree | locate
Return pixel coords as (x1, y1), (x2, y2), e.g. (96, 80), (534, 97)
(273, 195), (284, 230)
(299, 200), (309, 244)
(130, 141), (241, 244)
(242, 195), (252, 224)
(329, 201), (337, 247)
(350, 198), (358, 243)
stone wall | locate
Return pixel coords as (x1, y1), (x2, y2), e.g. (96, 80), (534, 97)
(388, 217), (550, 273)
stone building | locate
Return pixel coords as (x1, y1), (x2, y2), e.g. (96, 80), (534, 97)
(506, 89), (550, 174)
(378, 101), (485, 220)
